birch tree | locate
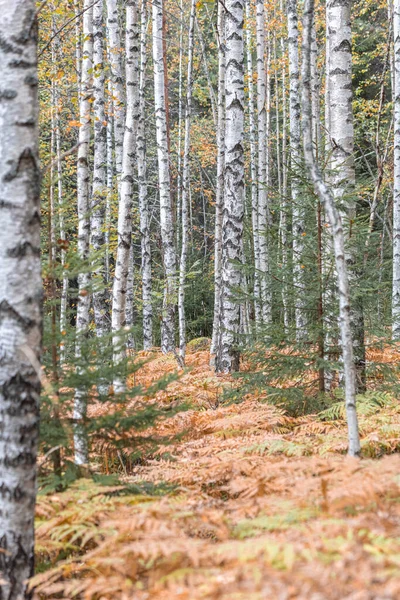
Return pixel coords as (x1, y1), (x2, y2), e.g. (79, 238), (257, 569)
(91, 0), (109, 339)
(302, 0), (360, 457)
(210, 0), (226, 359)
(393, 0), (400, 339)
(326, 0), (365, 390)
(153, 0), (177, 353)
(74, 0), (93, 467)
(245, 0), (262, 332)
(256, 0), (272, 326)
(138, 0), (153, 350)
(178, 0), (197, 363)
(106, 0), (125, 178)
(287, 0), (307, 340)
(0, 1), (42, 595)
(112, 0), (139, 389)
(216, 0), (245, 373)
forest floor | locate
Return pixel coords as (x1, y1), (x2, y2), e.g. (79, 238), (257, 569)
(33, 347), (400, 599)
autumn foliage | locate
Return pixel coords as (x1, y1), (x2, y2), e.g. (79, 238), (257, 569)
(33, 348), (400, 599)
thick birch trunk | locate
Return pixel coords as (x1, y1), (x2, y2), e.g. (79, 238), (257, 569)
(178, 0), (197, 363)
(0, 1), (41, 595)
(91, 0), (109, 339)
(287, 0), (307, 341)
(256, 0), (272, 326)
(210, 2), (226, 359)
(327, 0), (365, 391)
(302, 0), (360, 457)
(215, 0), (245, 373)
(393, 0), (400, 339)
(106, 0), (125, 179)
(112, 0), (139, 390)
(138, 0), (153, 350)
(74, 0), (93, 466)
(152, 0), (177, 353)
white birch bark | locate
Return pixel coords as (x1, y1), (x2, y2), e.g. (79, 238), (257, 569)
(210, 1), (226, 359)
(112, 0), (139, 390)
(176, 0), (184, 250)
(245, 0), (262, 332)
(152, 0), (177, 353)
(0, 1), (41, 594)
(54, 89), (68, 364)
(105, 74), (113, 283)
(138, 0), (153, 350)
(106, 0), (125, 178)
(178, 0), (197, 363)
(310, 20), (322, 154)
(215, 0), (245, 373)
(91, 0), (109, 339)
(256, 0), (272, 326)
(393, 0), (400, 339)
(74, 0), (93, 466)
(280, 0), (289, 332)
(302, 0), (360, 457)
(74, 0), (82, 97)
(287, 0), (307, 341)
(327, 0), (365, 390)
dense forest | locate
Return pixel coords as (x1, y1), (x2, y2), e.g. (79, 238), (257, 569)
(2, 0), (400, 598)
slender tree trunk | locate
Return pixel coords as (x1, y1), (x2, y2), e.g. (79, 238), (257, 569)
(302, 0), (360, 457)
(106, 0), (125, 179)
(287, 0), (307, 341)
(178, 0), (197, 363)
(256, 0), (272, 327)
(216, 0), (245, 373)
(112, 0), (139, 391)
(393, 0), (400, 339)
(105, 74), (113, 283)
(280, 0), (289, 332)
(74, 0), (82, 97)
(327, 0), (365, 391)
(137, 0), (153, 350)
(152, 0), (177, 353)
(245, 0), (262, 333)
(176, 0), (184, 250)
(0, 1), (41, 595)
(54, 67), (68, 364)
(91, 0), (109, 339)
(196, 18), (217, 127)
(210, 1), (225, 360)
(74, 0), (93, 467)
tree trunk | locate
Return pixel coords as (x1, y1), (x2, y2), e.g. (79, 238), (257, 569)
(245, 0), (262, 333)
(74, 0), (93, 466)
(112, 0), (139, 391)
(326, 0), (365, 391)
(215, 0), (245, 373)
(287, 0), (307, 341)
(152, 0), (177, 353)
(138, 0), (153, 350)
(91, 0), (109, 339)
(256, 0), (272, 327)
(210, 1), (226, 360)
(0, 1), (41, 595)
(302, 0), (360, 457)
(106, 0), (125, 179)
(393, 0), (400, 339)
(178, 0), (197, 363)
